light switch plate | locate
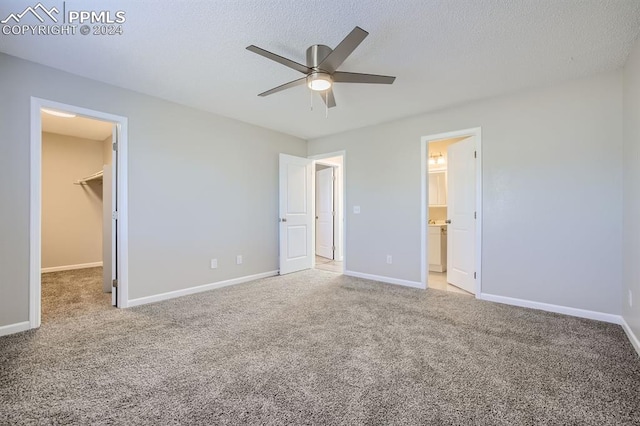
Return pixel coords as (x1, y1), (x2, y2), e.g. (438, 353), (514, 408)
(210, 259), (217, 269)
(353, 206), (361, 214)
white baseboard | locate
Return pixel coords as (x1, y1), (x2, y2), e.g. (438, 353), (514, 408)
(127, 270), (279, 307)
(42, 261), (103, 273)
(0, 321), (30, 337)
(478, 292), (622, 324)
(621, 317), (640, 357)
(344, 270), (425, 289)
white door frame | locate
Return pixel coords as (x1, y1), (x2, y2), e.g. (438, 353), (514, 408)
(30, 97), (129, 329)
(308, 151), (346, 270)
(421, 128), (482, 295)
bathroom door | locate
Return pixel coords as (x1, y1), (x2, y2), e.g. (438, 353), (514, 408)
(447, 137), (476, 294)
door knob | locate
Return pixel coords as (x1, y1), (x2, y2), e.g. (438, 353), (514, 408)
(280, 218), (287, 222)
(445, 220), (451, 224)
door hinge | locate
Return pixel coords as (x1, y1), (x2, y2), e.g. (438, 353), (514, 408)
(332, 211), (336, 216)
(474, 150), (477, 158)
(113, 141), (118, 152)
(474, 211), (477, 219)
(112, 211), (119, 220)
(112, 279), (118, 288)
(332, 246), (336, 251)
(474, 272), (477, 279)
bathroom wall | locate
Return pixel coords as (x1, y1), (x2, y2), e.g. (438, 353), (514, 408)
(428, 207), (447, 222)
(427, 136), (468, 170)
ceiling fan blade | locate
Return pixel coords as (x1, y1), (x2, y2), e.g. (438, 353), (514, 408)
(258, 77), (307, 97)
(246, 45), (311, 74)
(321, 89), (337, 108)
(318, 26), (369, 73)
(333, 71), (396, 84)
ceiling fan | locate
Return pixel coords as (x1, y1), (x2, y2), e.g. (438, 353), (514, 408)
(246, 26), (396, 109)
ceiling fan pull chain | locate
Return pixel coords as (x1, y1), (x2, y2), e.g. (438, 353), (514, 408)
(310, 90), (313, 111)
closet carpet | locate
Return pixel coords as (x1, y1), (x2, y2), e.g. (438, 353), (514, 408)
(1, 270), (639, 425)
(41, 267), (111, 322)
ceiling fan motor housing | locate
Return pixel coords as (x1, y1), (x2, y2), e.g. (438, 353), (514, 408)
(306, 45), (334, 91)
(306, 44), (332, 69)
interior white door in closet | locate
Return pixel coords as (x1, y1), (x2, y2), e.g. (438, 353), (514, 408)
(446, 136), (476, 294)
(315, 167), (334, 259)
(102, 125), (118, 305)
(279, 154), (313, 275)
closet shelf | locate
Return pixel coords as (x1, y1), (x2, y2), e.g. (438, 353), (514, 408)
(74, 170), (103, 185)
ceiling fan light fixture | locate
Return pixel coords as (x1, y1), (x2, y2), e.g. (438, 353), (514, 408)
(307, 72), (332, 91)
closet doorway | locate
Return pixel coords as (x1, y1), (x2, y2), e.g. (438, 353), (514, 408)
(30, 98), (129, 329)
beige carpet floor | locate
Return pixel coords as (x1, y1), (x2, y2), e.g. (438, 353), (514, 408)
(41, 267), (111, 323)
(1, 269), (639, 425)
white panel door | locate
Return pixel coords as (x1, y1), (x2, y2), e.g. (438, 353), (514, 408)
(315, 167), (334, 259)
(109, 124), (120, 306)
(102, 165), (113, 294)
(447, 137), (476, 294)
(279, 154), (313, 275)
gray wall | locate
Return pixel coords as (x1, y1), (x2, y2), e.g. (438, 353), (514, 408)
(308, 71), (623, 315)
(623, 36), (640, 338)
(0, 53), (306, 327)
(41, 132), (104, 269)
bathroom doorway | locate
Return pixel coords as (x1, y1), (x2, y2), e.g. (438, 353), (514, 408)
(421, 128), (482, 295)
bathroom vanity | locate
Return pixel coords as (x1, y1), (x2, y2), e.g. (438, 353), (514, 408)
(428, 224), (447, 272)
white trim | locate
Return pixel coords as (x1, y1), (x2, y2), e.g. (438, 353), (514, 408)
(0, 321), (30, 337)
(30, 97), (130, 329)
(309, 150), (347, 268)
(42, 262), (103, 273)
(308, 150), (347, 161)
(29, 100), (42, 329)
(478, 292), (622, 324)
(344, 270), (425, 289)
(621, 317), (640, 357)
(127, 271), (278, 307)
(421, 127), (482, 295)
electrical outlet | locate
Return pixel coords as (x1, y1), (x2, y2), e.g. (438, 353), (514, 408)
(210, 259), (217, 269)
(236, 255), (243, 265)
(386, 255), (392, 264)
(629, 290), (633, 307)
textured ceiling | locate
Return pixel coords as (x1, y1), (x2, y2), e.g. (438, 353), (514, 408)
(2, 0), (640, 139)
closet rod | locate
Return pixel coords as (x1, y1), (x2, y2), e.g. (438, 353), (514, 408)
(74, 170), (103, 185)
